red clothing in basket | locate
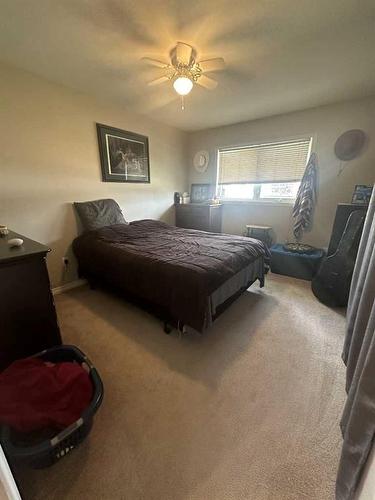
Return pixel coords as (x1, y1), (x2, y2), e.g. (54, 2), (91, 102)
(0, 358), (93, 432)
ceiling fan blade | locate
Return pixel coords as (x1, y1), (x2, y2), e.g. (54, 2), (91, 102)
(141, 57), (169, 68)
(147, 76), (170, 86)
(197, 75), (218, 90)
(199, 57), (225, 72)
(176, 42), (193, 65)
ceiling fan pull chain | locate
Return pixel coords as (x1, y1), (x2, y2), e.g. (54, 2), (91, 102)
(181, 95), (185, 111)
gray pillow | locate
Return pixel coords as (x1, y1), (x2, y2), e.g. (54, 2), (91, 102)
(74, 199), (128, 232)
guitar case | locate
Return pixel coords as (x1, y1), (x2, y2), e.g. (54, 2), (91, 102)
(312, 210), (365, 307)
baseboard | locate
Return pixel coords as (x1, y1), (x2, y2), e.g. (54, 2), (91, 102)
(52, 279), (87, 296)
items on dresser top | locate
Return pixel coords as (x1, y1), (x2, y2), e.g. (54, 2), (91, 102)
(0, 225), (9, 236)
(0, 231), (61, 371)
(181, 192), (190, 204)
(7, 238), (23, 248)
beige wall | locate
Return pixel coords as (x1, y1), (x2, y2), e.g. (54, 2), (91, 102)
(2, 61), (374, 290)
(0, 63), (188, 287)
(188, 97), (375, 247)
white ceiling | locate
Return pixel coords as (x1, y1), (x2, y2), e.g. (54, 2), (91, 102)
(1, 0), (375, 131)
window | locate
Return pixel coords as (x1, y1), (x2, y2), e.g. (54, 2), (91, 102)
(217, 138), (312, 202)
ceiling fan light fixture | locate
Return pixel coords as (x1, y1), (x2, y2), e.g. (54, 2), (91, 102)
(173, 76), (193, 96)
(142, 43), (225, 108)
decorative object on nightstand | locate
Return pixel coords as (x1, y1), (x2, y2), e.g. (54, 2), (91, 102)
(7, 238), (24, 247)
(0, 225), (9, 237)
(175, 203), (222, 232)
(0, 230), (61, 370)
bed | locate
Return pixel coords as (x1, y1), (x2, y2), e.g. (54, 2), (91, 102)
(73, 200), (268, 333)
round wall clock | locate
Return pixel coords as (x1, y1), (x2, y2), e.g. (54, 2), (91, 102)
(193, 150), (209, 173)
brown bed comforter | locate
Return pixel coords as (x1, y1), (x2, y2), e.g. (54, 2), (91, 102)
(73, 220), (268, 331)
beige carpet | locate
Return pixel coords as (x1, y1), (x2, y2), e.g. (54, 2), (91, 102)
(16, 274), (346, 500)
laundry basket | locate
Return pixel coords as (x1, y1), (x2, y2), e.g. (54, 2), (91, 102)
(0, 345), (104, 468)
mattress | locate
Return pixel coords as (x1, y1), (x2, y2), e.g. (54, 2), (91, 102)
(73, 220), (268, 332)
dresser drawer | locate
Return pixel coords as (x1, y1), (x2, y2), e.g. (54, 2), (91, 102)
(175, 204), (222, 233)
(185, 205), (207, 217)
(176, 211), (208, 230)
(176, 204), (207, 217)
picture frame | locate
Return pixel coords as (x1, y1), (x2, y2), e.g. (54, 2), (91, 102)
(351, 185), (372, 205)
(96, 123), (150, 183)
(191, 183), (212, 203)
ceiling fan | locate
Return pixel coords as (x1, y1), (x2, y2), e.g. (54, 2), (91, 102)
(142, 42), (225, 107)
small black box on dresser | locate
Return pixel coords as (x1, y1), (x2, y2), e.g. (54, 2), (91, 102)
(0, 231), (62, 370)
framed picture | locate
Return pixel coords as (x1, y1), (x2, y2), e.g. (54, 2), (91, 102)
(191, 183), (212, 203)
(352, 185), (372, 205)
(96, 123), (150, 183)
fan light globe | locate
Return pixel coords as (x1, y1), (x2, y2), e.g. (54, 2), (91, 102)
(173, 76), (193, 96)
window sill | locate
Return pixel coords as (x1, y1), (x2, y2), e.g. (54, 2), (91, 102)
(220, 200), (295, 207)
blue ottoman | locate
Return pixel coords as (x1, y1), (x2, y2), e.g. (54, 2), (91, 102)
(270, 244), (324, 281)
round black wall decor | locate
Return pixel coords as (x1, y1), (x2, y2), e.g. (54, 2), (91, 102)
(334, 129), (366, 161)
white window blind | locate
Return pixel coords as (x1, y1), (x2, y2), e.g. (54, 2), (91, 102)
(218, 138), (312, 185)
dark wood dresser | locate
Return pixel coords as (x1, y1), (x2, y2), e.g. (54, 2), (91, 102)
(175, 203), (222, 232)
(0, 230), (61, 370)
